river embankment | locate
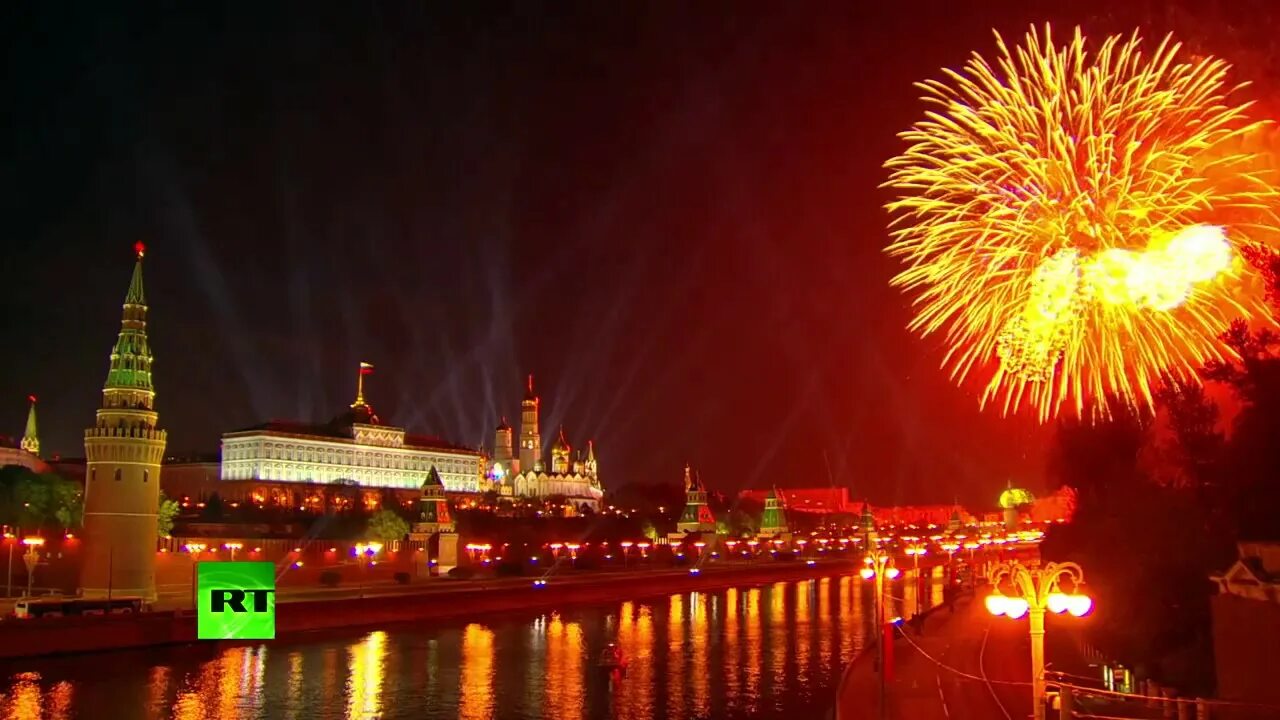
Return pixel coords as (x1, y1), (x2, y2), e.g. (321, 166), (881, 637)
(0, 559), (858, 660)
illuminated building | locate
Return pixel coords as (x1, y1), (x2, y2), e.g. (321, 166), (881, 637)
(81, 243), (167, 600)
(218, 365), (483, 494)
(409, 467), (458, 574)
(677, 465), (714, 533)
(0, 396), (50, 473)
(737, 487), (853, 515)
(757, 488), (789, 537)
(999, 482), (1035, 530)
(492, 376), (603, 512)
(20, 395), (38, 456)
(413, 468), (454, 534)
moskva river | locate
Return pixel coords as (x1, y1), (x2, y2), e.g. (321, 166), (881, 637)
(0, 570), (946, 719)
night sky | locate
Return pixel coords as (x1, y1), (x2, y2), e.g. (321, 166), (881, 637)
(11, 1), (1233, 506)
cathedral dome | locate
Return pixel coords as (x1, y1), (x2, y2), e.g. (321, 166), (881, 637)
(553, 428), (571, 454)
(496, 416), (511, 432)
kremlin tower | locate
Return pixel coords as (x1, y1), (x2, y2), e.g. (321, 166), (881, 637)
(677, 464), (715, 533)
(20, 395), (39, 457)
(80, 243), (167, 600)
(758, 488), (789, 537)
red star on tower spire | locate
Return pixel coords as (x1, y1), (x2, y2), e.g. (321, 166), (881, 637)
(134, 241), (146, 259)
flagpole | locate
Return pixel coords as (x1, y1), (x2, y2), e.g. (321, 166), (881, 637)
(354, 362), (373, 407)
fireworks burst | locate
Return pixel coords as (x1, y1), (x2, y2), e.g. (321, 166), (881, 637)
(884, 24), (1279, 420)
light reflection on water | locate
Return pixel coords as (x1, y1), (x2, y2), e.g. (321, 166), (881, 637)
(0, 573), (945, 720)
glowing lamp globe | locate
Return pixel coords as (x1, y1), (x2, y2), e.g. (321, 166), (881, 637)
(1047, 592), (1070, 614)
(985, 594), (1008, 616)
(860, 567), (876, 580)
(886, 567), (902, 580)
(1004, 597), (1030, 619)
(1067, 594), (1093, 617)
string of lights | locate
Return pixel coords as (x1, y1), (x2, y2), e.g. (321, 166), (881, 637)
(893, 623), (1280, 714)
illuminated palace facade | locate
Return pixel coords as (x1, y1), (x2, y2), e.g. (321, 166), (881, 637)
(488, 376), (603, 511)
(217, 368), (484, 498)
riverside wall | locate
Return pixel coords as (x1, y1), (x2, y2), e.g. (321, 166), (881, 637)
(0, 560), (854, 660)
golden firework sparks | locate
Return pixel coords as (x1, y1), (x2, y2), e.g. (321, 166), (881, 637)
(884, 24), (1279, 420)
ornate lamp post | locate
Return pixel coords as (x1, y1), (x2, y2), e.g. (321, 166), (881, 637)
(860, 549), (901, 720)
(21, 537), (44, 598)
(986, 560), (1093, 720)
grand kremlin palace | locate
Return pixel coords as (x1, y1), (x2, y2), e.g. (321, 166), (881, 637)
(160, 373), (485, 512)
(158, 372), (603, 513)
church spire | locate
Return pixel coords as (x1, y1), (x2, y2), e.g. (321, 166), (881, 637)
(20, 395), (39, 457)
(103, 242), (155, 400)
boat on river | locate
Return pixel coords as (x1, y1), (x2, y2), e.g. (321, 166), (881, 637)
(597, 643), (627, 673)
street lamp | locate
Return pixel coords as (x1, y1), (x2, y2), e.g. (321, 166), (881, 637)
(904, 545), (928, 617)
(21, 537), (45, 598)
(224, 542), (243, 561)
(355, 541), (383, 562)
(184, 542), (207, 608)
(4, 532), (15, 598)
(986, 560), (1092, 720)
(861, 550), (901, 720)
(354, 542), (383, 598)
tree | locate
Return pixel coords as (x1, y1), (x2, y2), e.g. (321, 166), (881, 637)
(365, 509), (410, 544)
(729, 507), (760, 535)
(200, 493), (225, 521)
(157, 491), (179, 538)
(1043, 389), (1238, 694)
(1202, 320), (1280, 540)
(0, 467), (82, 531)
(52, 478), (82, 530)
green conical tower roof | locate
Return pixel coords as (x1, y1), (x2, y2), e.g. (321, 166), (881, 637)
(760, 487), (788, 534)
(421, 465), (447, 500)
(125, 245), (146, 306)
(103, 243), (155, 394)
(20, 395), (39, 456)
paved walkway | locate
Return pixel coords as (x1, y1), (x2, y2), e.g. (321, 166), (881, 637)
(838, 594), (977, 719)
(838, 588), (1108, 720)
